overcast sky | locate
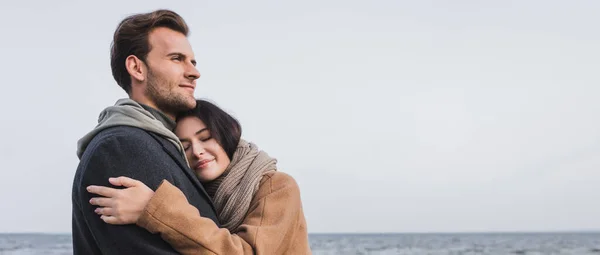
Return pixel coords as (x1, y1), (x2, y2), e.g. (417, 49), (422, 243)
(1, 0), (599, 233)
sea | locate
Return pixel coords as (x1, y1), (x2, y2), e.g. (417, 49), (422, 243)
(1, 232), (600, 254)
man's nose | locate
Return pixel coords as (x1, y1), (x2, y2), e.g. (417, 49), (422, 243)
(185, 62), (200, 81)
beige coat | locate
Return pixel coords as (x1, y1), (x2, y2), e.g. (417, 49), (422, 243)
(137, 171), (311, 255)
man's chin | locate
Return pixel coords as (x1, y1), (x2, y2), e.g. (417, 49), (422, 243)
(180, 97), (196, 110)
(155, 98), (195, 116)
(178, 97), (197, 111)
(186, 97), (197, 109)
(174, 94), (196, 108)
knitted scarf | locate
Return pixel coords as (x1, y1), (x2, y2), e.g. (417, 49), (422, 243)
(204, 139), (277, 232)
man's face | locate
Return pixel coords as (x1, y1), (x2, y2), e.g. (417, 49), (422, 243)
(144, 27), (200, 115)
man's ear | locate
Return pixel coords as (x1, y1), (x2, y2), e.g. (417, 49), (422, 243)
(125, 55), (146, 82)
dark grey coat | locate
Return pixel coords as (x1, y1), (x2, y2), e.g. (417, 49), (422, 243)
(72, 126), (219, 254)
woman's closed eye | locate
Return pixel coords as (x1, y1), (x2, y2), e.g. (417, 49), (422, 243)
(196, 128), (212, 142)
(199, 135), (212, 142)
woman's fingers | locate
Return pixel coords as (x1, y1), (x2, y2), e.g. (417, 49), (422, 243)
(89, 197), (113, 207)
(94, 207), (114, 216)
(96, 208), (127, 225)
(87, 178), (153, 225)
(87, 185), (118, 198)
(108, 176), (141, 188)
(100, 215), (121, 224)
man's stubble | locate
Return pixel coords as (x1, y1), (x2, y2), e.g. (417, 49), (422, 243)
(145, 67), (196, 116)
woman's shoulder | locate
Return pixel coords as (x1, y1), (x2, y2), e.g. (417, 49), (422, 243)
(256, 171), (300, 197)
(261, 171), (298, 187)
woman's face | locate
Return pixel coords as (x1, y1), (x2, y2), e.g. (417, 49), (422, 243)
(175, 116), (231, 182)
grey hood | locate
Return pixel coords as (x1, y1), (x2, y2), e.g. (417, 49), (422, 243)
(76, 98), (188, 165)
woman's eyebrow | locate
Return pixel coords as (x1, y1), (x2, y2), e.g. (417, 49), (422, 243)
(179, 128), (209, 142)
(195, 128), (208, 135)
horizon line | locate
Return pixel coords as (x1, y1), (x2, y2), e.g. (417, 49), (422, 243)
(2, 230), (600, 235)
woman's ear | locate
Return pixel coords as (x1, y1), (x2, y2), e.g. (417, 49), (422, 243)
(125, 55), (146, 82)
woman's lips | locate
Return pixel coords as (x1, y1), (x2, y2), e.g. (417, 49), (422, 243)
(195, 159), (215, 170)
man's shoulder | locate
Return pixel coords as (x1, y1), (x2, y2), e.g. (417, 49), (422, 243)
(91, 126), (170, 146)
(75, 126), (178, 188)
(93, 125), (153, 140)
(82, 126), (165, 157)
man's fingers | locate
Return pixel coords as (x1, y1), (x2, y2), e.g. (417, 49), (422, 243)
(109, 176), (140, 188)
(87, 185), (118, 198)
(89, 197), (113, 207)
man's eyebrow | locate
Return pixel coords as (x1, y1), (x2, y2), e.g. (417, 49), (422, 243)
(167, 52), (185, 57)
(167, 52), (196, 66)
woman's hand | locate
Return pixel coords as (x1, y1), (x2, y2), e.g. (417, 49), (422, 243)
(87, 176), (155, 225)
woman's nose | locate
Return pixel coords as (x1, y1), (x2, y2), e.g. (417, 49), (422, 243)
(192, 143), (205, 157)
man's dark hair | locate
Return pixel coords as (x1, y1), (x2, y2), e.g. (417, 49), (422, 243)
(110, 9), (189, 94)
(177, 100), (242, 160)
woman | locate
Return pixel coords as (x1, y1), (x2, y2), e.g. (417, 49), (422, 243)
(86, 99), (311, 254)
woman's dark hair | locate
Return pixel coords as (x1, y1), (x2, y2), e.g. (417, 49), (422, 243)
(176, 100), (241, 159)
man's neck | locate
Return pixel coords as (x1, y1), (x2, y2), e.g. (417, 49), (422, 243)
(130, 94), (176, 121)
(137, 103), (178, 131)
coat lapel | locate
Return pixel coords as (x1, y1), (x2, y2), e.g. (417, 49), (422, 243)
(148, 133), (217, 213)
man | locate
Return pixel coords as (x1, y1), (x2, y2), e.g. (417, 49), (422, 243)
(72, 10), (219, 254)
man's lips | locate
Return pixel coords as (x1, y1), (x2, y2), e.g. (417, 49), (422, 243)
(180, 84), (195, 92)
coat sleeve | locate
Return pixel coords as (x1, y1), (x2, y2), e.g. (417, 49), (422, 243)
(74, 129), (183, 254)
(136, 173), (308, 255)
